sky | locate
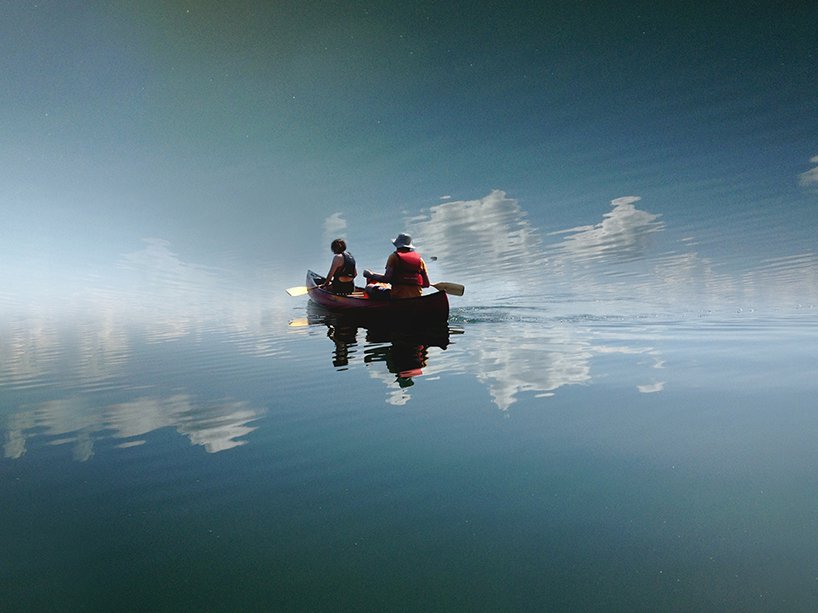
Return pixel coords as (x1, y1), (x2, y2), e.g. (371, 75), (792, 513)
(3, 1), (817, 309)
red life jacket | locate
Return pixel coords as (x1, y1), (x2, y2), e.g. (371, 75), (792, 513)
(393, 250), (424, 286)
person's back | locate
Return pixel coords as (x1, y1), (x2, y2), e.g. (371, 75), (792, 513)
(388, 249), (425, 298)
(363, 233), (430, 299)
(322, 238), (357, 295)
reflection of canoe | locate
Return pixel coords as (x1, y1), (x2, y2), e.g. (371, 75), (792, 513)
(306, 299), (455, 378)
(305, 270), (449, 320)
(307, 301), (453, 348)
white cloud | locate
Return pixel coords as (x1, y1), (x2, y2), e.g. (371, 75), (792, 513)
(2, 393), (264, 460)
(798, 155), (818, 189)
(472, 324), (593, 410)
(409, 189), (545, 280)
(115, 239), (228, 339)
(323, 212), (347, 242)
(637, 382), (665, 393)
(555, 196), (664, 262)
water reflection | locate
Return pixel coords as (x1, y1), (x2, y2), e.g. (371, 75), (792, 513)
(446, 313), (667, 410)
(799, 155), (818, 189)
(410, 190), (818, 310)
(0, 311), (270, 461)
(304, 303), (667, 411)
(307, 303), (454, 406)
(3, 392), (264, 461)
(551, 196), (664, 264)
(409, 190), (546, 283)
(2, 189), (816, 458)
(465, 318), (594, 410)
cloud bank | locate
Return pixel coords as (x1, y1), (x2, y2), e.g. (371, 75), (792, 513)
(323, 212), (347, 244)
(799, 155), (818, 190)
(553, 196), (664, 263)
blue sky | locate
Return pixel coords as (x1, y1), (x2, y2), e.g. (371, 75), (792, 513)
(3, 1), (817, 306)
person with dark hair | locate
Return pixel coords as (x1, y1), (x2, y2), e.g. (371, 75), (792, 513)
(322, 238), (357, 295)
(363, 233), (430, 299)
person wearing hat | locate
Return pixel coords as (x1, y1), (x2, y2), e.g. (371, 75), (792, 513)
(363, 233), (431, 299)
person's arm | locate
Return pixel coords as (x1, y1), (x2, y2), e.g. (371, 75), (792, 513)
(322, 254), (343, 286)
(419, 258), (431, 288)
(364, 253), (396, 283)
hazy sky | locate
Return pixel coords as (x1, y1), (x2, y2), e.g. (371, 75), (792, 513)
(3, 1), (817, 298)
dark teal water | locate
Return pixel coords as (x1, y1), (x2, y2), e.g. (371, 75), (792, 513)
(3, 287), (817, 610)
(3, 2), (818, 609)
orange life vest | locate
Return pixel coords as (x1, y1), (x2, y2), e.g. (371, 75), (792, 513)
(393, 250), (424, 286)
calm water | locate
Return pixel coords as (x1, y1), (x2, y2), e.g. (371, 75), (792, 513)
(4, 189), (818, 611)
(4, 2), (818, 610)
(3, 257), (818, 610)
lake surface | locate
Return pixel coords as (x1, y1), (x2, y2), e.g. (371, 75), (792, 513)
(3, 245), (817, 610)
(4, 2), (818, 610)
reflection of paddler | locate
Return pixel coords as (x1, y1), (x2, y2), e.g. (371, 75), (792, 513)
(390, 342), (428, 386)
(363, 331), (429, 387)
(362, 233), (431, 299)
(315, 306), (452, 389)
(327, 322), (358, 368)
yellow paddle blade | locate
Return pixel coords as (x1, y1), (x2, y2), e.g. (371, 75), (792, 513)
(432, 282), (465, 296)
(286, 286), (309, 297)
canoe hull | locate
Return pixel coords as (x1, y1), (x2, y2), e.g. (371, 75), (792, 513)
(305, 270), (449, 320)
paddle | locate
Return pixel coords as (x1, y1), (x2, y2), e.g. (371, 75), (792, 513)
(432, 282), (465, 296)
(285, 286), (310, 297)
(286, 282), (464, 297)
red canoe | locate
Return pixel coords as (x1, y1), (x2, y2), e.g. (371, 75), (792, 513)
(305, 270), (449, 319)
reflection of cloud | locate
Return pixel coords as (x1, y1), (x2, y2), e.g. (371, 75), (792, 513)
(467, 325), (671, 409)
(3, 398), (96, 461)
(357, 319), (596, 411)
(367, 366), (414, 406)
(406, 189), (818, 310)
(553, 196), (664, 263)
(798, 155), (818, 189)
(0, 315), (128, 392)
(116, 238), (228, 340)
(76, 316), (130, 381)
(364, 343), (450, 406)
(110, 239), (294, 350)
(119, 238), (218, 288)
(323, 212), (347, 243)
(409, 190), (545, 279)
(1, 229), (297, 349)
(0, 316), (61, 387)
(410, 191), (663, 279)
(3, 393), (264, 461)
(405, 191), (673, 305)
(474, 327), (593, 410)
(638, 382), (665, 393)
(355, 318), (668, 411)
(4, 412), (34, 459)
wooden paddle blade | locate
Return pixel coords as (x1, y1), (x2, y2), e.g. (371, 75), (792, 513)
(285, 286), (310, 297)
(432, 282), (465, 296)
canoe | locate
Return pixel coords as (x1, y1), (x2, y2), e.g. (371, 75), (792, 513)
(305, 270), (449, 320)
